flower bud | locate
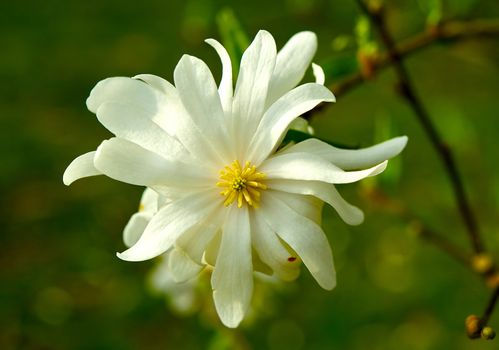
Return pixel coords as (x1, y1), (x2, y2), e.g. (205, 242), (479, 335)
(481, 326), (496, 340)
(471, 254), (494, 274)
(465, 315), (482, 339)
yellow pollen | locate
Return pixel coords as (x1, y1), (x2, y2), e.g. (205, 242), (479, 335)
(217, 160), (267, 208)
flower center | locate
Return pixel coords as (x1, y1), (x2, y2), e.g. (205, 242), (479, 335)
(217, 160), (267, 208)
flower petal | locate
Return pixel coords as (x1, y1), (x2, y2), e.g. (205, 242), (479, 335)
(211, 206), (253, 328)
(86, 77), (161, 114)
(260, 152), (387, 184)
(176, 219), (221, 265)
(260, 192), (336, 290)
(96, 102), (187, 160)
(118, 190), (219, 262)
(266, 31), (317, 106)
(281, 136), (408, 170)
(267, 190), (323, 224)
(63, 151), (101, 185)
(167, 247), (203, 283)
(133, 74), (173, 94)
(251, 213), (300, 281)
(123, 212), (152, 248)
(312, 63), (325, 85)
(246, 83), (335, 164)
(232, 30), (277, 157)
(94, 137), (212, 187)
(205, 39), (233, 114)
(267, 179), (364, 225)
(174, 54), (229, 162)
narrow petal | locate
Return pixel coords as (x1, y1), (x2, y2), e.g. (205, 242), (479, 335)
(123, 212), (151, 248)
(266, 31), (317, 106)
(251, 213), (300, 281)
(205, 39), (233, 113)
(267, 180), (364, 225)
(281, 136), (408, 170)
(312, 63), (325, 85)
(139, 188), (159, 214)
(176, 219), (222, 265)
(174, 54), (229, 162)
(96, 102), (187, 159)
(86, 77), (162, 114)
(260, 192), (336, 290)
(211, 206), (253, 328)
(133, 74), (173, 94)
(94, 137), (212, 187)
(260, 152), (387, 184)
(63, 151), (101, 185)
(268, 190), (323, 225)
(246, 83), (335, 164)
(117, 190), (220, 261)
(167, 247), (203, 283)
(232, 30), (277, 156)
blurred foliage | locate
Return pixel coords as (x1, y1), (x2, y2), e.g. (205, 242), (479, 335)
(1, 0), (499, 349)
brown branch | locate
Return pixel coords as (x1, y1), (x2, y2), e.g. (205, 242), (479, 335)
(354, 0), (484, 254)
(482, 287), (499, 326)
(332, 18), (499, 98)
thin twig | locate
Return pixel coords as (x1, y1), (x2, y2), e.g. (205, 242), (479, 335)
(332, 18), (499, 97)
(482, 287), (499, 325)
(354, 0), (484, 254)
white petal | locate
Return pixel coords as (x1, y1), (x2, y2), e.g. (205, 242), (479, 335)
(174, 54), (229, 162)
(167, 247), (203, 283)
(246, 83), (335, 164)
(211, 206), (253, 328)
(118, 190), (220, 261)
(281, 136), (408, 170)
(232, 30), (277, 157)
(267, 180), (364, 225)
(139, 188), (159, 214)
(123, 212), (152, 247)
(205, 39), (233, 114)
(176, 219), (222, 264)
(86, 77), (162, 114)
(251, 213), (300, 281)
(260, 152), (387, 184)
(266, 31), (317, 106)
(63, 151), (101, 185)
(94, 137), (212, 187)
(260, 192), (336, 290)
(133, 74), (173, 94)
(96, 102), (187, 159)
(312, 63), (325, 85)
(268, 190), (323, 225)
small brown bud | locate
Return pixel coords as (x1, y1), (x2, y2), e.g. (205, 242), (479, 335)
(471, 254), (494, 274)
(465, 315), (482, 339)
(486, 274), (499, 289)
(481, 326), (496, 340)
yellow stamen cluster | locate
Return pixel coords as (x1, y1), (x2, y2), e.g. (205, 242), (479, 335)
(217, 160), (267, 208)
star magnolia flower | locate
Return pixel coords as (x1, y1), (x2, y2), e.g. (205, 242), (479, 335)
(63, 30), (407, 327)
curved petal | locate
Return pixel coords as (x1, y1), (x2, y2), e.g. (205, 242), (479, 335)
(251, 213), (300, 281)
(267, 190), (323, 224)
(211, 206), (253, 328)
(94, 137), (212, 187)
(246, 83), (335, 164)
(117, 189), (220, 261)
(133, 74), (173, 94)
(232, 30), (277, 158)
(63, 151), (101, 185)
(266, 31), (317, 106)
(312, 63), (325, 85)
(86, 77), (162, 114)
(205, 39), (233, 114)
(123, 212), (152, 247)
(281, 136), (408, 170)
(260, 152), (387, 184)
(267, 179), (364, 225)
(167, 247), (203, 283)
(96, 102), (187, 160)
(174, 54), (229, 162)
(260, 192), (336, 290)
(176, 218), (222, 265)
(139, 187), (159, 214)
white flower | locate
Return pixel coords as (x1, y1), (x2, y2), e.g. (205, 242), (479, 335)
(63, 30), (407, 327)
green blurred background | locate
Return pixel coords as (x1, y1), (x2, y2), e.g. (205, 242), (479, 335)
(1, 0), (499, 349)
